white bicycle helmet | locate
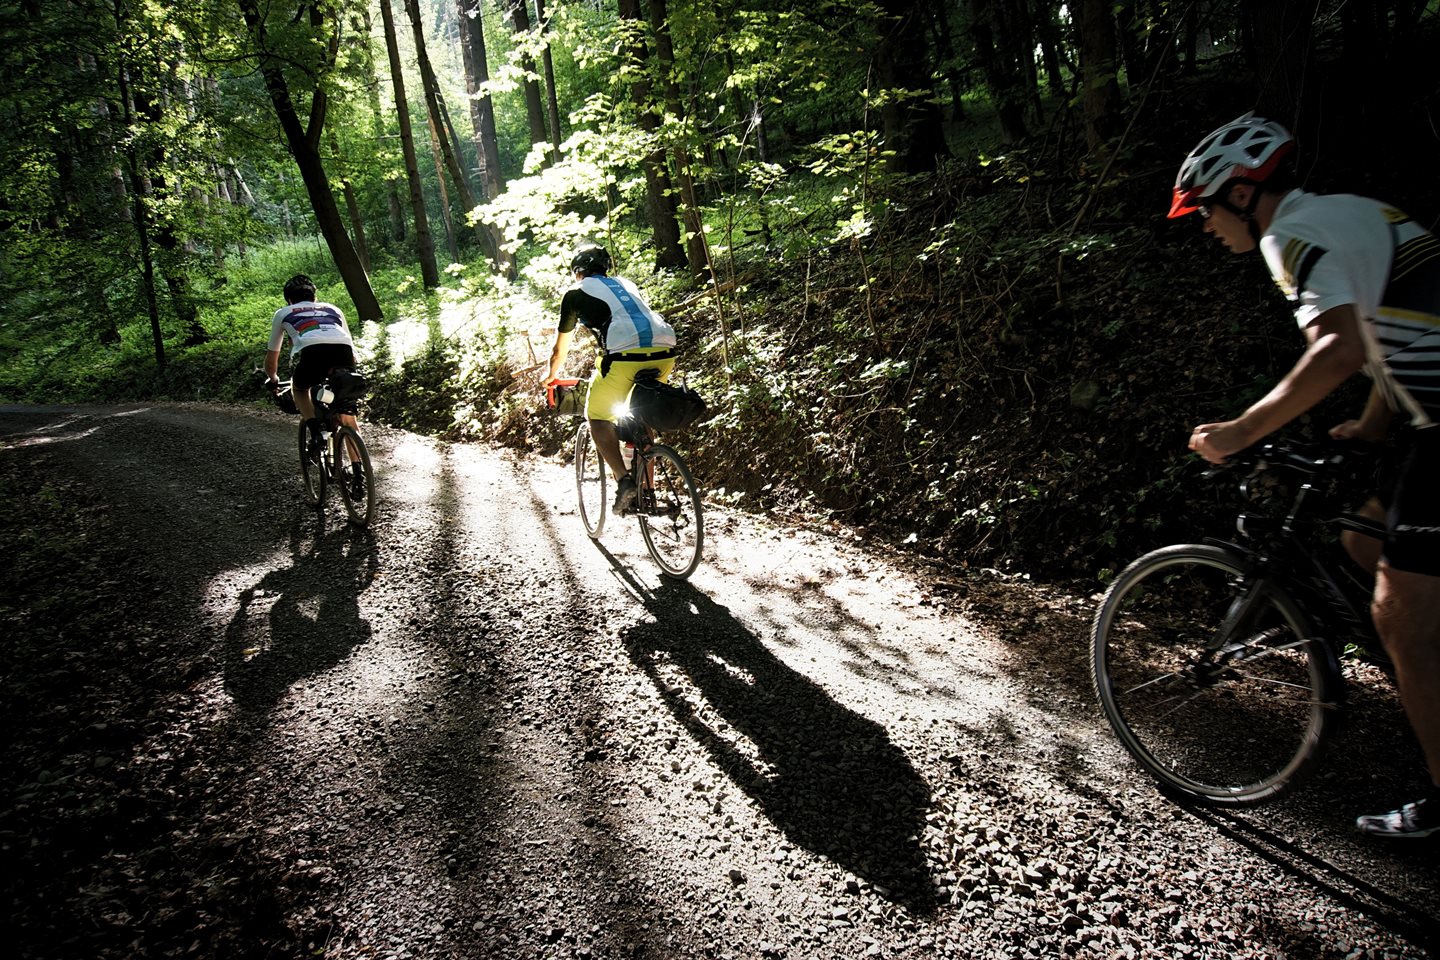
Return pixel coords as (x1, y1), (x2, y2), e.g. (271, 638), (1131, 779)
(1168, 113), (1294, 219)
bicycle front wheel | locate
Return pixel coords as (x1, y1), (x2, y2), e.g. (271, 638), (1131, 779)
(335, 426), (376, 527)
(638, 445), (703, 579)
(1090, 543), (1340, 804)
(298, 419), (324, 507)
(575, 424), (606, 539)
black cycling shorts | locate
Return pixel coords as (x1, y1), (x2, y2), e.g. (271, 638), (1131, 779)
(1383, 425), (1440, 576)
(293, 343), (356, 390)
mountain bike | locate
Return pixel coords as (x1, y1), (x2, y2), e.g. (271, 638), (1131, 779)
(1090, 438), (1391, 804)
(569, 402), (703, 579)
(280, 372), (375, 527)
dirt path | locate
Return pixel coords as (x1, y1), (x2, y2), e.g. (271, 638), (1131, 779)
(1, 403), (1435, 960)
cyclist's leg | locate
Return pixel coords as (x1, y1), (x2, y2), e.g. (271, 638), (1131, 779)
(1371, 429), (1440, 796)
(1342, 497), (1386, 573)
(584, 364), (631, 481)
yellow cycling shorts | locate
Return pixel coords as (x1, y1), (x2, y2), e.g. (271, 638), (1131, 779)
(585, 348), (676, 422)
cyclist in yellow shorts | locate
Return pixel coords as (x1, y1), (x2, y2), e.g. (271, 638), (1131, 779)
(543, 245), (677, 513)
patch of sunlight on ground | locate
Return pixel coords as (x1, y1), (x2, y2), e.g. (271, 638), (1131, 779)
(384, 435), (446, 504)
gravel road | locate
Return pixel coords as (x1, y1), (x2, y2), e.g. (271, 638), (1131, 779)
(1, 402), (1436, 959)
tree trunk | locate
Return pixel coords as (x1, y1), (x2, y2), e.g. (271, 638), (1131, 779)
(457, 0), (508, 270)
(426, 112), (461, 263)
(647, 0), (708, 281)
(237, 0), (383, 320)
(360, 5), (407, 244)
(617, 0), (686, 271)
(507, 0), (549, 153)
(332, 134), (371, 272)
(406, 0), (476, 214)
(378, 0), (439, 288)
(1075, 0), (1122, 152)
(967, 0), (1028, 143)
(535, 0), (563, 164)
(112, 33), (164, 370)
(875, 0), (950, 172)
(1246, 0), (1312, 125)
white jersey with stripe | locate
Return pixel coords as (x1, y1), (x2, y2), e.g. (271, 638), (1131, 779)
(577, 276), (676, 353)
(267, 300), (353, 359)
(1261, 190), (1440, 425)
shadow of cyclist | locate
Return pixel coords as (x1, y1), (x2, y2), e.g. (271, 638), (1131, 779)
(222, 511), (376, 713)
(619, 576), (936, 911)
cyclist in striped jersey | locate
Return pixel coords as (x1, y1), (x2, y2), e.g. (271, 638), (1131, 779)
(1173, 114), (1440, 839)
(543, 244), (678, 514)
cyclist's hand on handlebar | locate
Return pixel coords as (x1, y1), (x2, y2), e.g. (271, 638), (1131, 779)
(1189, 420), (1251, 465)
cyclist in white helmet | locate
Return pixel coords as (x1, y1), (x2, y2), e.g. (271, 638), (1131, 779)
(1174, 113), (1440, 839)
(542, 244), (678, 514)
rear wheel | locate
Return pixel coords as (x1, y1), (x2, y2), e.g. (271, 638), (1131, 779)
(335, 426), (376, 527)
(298, 419), (324, 507)
(1091, 543), (1340, 804)
(638, 445), (703, 579)
(575, 424), (606, 538)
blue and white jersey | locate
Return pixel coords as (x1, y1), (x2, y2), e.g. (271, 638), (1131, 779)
(559, 276), (676, 354)
(268, 300), (353, 358)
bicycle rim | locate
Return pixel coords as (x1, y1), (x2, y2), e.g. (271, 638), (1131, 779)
(336, 427), (376, 527)
(575, 424), (606, 538)
(298, 419), (324, 506)
(1090, 543), (1339, 804)
(638, 445), (703, 579)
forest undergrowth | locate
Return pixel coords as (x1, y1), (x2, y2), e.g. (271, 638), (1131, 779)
(469, 129), (1384, 585)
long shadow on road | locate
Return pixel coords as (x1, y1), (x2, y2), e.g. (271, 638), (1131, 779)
(619, 575), (937, 912)
(222, 516), (377, 714)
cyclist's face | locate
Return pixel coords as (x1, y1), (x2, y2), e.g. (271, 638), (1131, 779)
(1202, 185), (1257, 254)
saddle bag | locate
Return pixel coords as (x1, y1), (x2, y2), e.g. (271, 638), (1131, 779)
(628, 371), (707, 432)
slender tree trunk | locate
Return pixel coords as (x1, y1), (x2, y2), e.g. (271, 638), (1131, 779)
(1075, 0), (1122, 152)
(406, 0), (476, 214)
(535, 0), (562, 164)
(332, 134), (371, 272)
(361, 5), (406, 243)
(458, 0), (508, 271)
(379, 0), (439, 288)
(507, 0), (549, 153)
(237, 0), (383, 320)
(426, 113), (460, 263)
(113, 33), (164, 370)
(647, 0), (708, 281)
(928, 0), (967, 122)
(617, 0), (685, 271)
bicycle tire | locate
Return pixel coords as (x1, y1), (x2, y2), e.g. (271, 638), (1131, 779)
(335, 426), (376, 527)
(1090, 543), (1341, 804)
(298, 419), (324, 507)
(575, 423), (606, 539)
(638, 445), (703, 579)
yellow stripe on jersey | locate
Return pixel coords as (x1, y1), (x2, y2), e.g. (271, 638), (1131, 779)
(1392, 234), (1440, 283)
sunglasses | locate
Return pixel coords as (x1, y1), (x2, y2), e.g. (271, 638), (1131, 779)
(1198, 204), (1213, 220)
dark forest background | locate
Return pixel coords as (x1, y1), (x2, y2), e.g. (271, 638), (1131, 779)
(4, 0), (1440, 580)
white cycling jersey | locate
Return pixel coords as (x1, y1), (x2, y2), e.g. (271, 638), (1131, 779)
(268, 300), (353, 358)
(1261, 190), (1440, 425)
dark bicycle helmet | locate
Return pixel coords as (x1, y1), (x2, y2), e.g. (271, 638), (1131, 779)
(283, 274), (317, 303)
(570, 244), (611, 276)
(1168, 113), (1294, 219)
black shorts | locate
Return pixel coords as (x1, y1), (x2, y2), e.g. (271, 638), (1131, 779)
(1383, 425), (1440, 576)
(293, 343), (355, 390)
